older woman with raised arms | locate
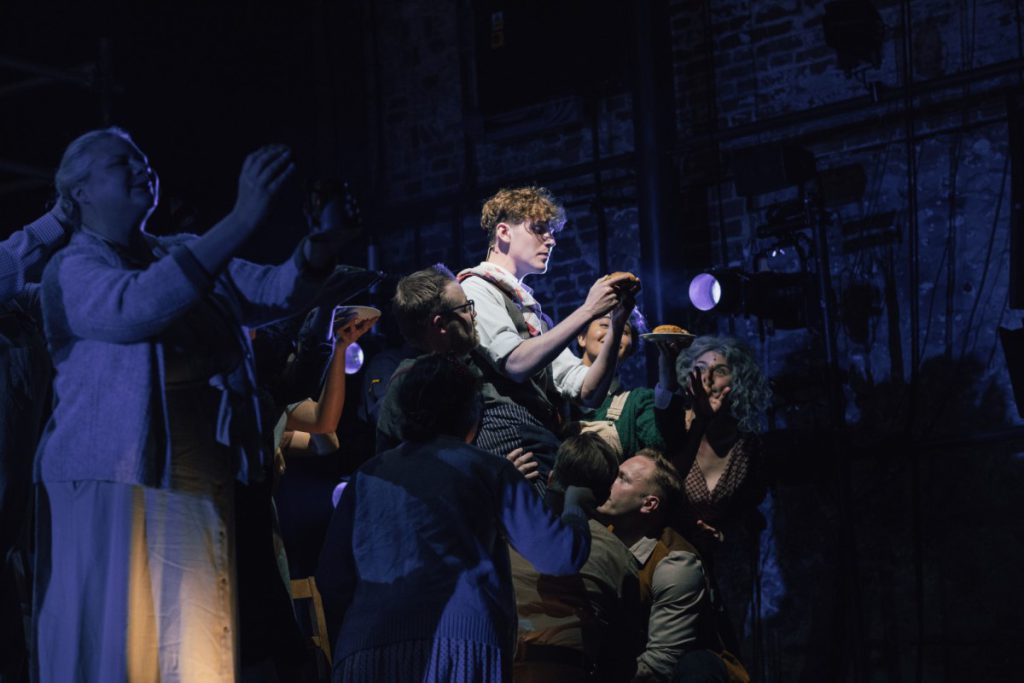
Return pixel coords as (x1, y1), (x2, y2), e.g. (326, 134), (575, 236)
(33, 127), (346, 682)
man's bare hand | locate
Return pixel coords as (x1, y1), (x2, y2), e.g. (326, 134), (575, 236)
(506, 447), (540, 480)
(582, 278), (620, 318)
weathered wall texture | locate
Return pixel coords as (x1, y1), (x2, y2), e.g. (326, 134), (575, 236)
(358, 1), (1024, 680)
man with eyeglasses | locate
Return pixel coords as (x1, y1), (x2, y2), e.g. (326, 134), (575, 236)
(375, 264), (560, 487)
(374, 264), (481, 453)
(457, 186), (634, 476)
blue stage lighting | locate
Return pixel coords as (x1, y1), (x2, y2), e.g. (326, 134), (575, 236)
(688, 272), (722, 311)
(344, 343), (365, 374)
(688, 269), (811, 329)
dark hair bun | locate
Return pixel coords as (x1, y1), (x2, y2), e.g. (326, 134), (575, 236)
(396, 354), (482, 442)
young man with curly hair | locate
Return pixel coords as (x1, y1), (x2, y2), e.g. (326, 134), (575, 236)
(458, 186), (635, 464)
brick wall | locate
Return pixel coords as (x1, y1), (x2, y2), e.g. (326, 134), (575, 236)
(359, 1), (1024, 679)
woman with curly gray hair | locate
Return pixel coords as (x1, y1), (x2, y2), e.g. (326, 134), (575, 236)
(579, 332), (771, 526)
(674, 335), (771, 537)
(671, 336), (772, 663)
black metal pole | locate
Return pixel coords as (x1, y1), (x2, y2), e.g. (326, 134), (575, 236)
(900, 1), (926, 681)
(808, 189), (866, 683)
(631, 0), (670, 328)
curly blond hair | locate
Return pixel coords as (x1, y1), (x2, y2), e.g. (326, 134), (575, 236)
(480, 186), (566, 248)
(676, 336), (772, 433)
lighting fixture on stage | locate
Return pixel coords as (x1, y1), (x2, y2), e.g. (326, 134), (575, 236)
(688, 269), (812, 329)
(332, 480), (348, 507)
(344, 343), (365, 374)
(688, 272), (727, 312)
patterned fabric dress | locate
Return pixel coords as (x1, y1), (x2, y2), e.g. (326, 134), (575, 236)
(682, 437), (754, 526)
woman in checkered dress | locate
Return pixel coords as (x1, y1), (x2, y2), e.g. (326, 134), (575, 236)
(674, 336), (772, 539)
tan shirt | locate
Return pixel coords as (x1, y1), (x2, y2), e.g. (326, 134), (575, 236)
(630, 532), (710, 682)
(511, 519), (642, 668)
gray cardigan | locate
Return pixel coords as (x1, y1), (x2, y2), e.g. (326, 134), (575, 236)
(1, 213), (66, 308)
(35, 229), (324, 488)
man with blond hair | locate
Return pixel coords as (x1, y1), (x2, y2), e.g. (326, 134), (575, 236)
(597, 449), (743, 683)
(459, 186), (635, 462)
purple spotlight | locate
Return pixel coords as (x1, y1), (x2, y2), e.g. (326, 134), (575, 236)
(344, 343), (365, 374)
(331, 481), (348, 507)
(689, 273), (722, 311)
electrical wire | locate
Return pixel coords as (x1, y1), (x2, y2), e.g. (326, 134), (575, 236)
(958, 154), (1009, 354)
(917, 133), (960, 360)
(919, 153), (1009, 436)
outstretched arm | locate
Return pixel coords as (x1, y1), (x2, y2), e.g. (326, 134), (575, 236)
(500, 459), (593, 576)
(656, 340), (683, 395)
(285, 315), (377, 434)
(500, 276), (620, 382)
(189, 145), (294, 276)
(1, 209), (69, 303)
(576, 295), (633, 406)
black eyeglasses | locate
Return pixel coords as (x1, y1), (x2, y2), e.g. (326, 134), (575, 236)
(441, 300), (475, 316)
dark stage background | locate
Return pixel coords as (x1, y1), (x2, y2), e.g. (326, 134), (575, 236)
(3, 1), (1024, 681)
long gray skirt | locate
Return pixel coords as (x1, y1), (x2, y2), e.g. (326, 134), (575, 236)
(34, 475), (237, 683)
(34, 383), (237, 683)
(334, 638), (505, 683)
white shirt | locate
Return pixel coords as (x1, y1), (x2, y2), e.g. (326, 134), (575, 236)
(461, 265), (587, 399)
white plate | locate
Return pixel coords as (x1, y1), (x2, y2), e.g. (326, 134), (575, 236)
(640, 332), (696, 345)
(329, 305), (381, 339)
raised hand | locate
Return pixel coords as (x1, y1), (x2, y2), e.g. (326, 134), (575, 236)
(610, 291), (636, 326)
(232, 145), (294, 229)
(334, 314), (378, 347)
(686, 368), (731, 417)
(655, 339), (685, 360)
(308, 180), (363, 248)
(656, 340), (683, 392)
(46, 197), (75, 235)
(582, 277), (620, 318)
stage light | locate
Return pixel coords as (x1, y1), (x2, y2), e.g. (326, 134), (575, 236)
(688, 269), (812, 329)
(332, 480), (348, 507)
(688, 273), (721, 311)
(344, 343), (365, 374)
(688, 274), (720, 313)
(688, 270), (743, 314)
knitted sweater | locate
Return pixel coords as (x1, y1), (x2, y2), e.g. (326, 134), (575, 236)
(316, 436), (592, 661)
(36, 229), (324, 487)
